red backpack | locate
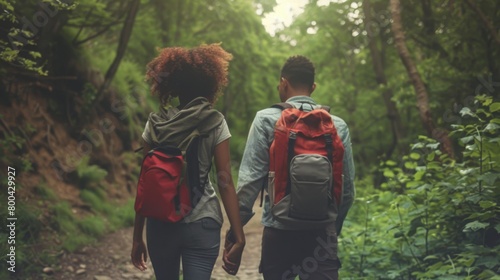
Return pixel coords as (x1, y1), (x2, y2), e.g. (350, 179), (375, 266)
(267, 103), (344, 229)
(134, 131), (205, 222)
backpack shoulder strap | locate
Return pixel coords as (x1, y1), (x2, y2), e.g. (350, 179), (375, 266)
(318, 105), (330, 112)
(271, 102), (294, 110)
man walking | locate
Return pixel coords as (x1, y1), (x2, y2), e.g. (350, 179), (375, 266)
(224, 55), (355, 279)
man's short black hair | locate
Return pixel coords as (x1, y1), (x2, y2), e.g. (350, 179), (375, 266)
(280, 55), (315, 89)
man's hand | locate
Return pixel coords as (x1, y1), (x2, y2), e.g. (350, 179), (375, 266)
(131, 239), (148, 271)
(222, 229), (245, 275)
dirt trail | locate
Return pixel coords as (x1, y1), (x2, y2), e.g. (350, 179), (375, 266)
(46, 201), (264, 280)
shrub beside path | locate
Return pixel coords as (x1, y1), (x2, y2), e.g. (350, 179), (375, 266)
(46, 200), (264, 280)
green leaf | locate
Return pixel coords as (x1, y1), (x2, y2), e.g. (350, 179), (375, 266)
(0, 0), (15, 11)
(463, 221), (489, 232)
(426, 152), (436, 161)
(466, 212), (483, 220)
(384, 169), (395, 178)
(465, 194), (482, 204)
(460, 136), (474, 145)
(491, 118), (500, 125)
(424, 255), (439, 261)
(460, 107), (477, 118)
(386, 160), (397, 166)
(29, 51), (42, 59)
(411, 143), (424, 149)
(482, 96), (493, 106)
(451, 124), (464, 130)
(476, 108), (492, 117)
(410, 153), (421, 160)
(490, 102), (500, 113)
(476, 256), (500, 269)
(489, 137), (500, 143)
(495, 224), (500, 234)
(418, 185), (432, 196)
(427, 162), (441, 170)
(404, 161), (417, 169)
(406, 181), (422, 188)
(414, 170), (425, 181)
(478, 173), (500, 185)
(426, 142), (440, 150)
(479, 201), (496, 209)
(477, 270), (499, 279)
(483, 123), (500, 132)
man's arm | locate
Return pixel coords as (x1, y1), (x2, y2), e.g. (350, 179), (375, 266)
(336, 122), (355, 235)
(236, 112), (272, 226)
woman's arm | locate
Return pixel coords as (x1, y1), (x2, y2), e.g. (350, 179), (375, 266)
(131, 141), (151, 271)
(131, 213), (147, 271)
(214, 139), (245, 274)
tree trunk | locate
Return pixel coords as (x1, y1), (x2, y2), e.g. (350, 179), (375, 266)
(94, 0), (141, 105)
(390, 0), (454, 158)
(363, 0), (405, 158)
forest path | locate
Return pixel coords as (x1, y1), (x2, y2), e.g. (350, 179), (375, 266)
(48, 201), (264, 280)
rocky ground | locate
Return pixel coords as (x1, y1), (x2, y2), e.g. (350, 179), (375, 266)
(45, 202), (264, 280)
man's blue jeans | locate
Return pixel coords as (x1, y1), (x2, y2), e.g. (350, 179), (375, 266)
(146, 217), (221, 280)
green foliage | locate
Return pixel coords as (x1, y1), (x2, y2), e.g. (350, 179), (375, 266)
(0, 182), (45, 277)
(0, 117), (34, 176)
(340, 95), (500, 279)
(34, 183), (57, 200)
(0, 0), (76, 75)
(51, 194), (135, 252)
(56, 217), (95, 251)
(50, 202), (77, 233)
(82, 82), (98, 111)
(108, 199), (136, 230)
(62, 231), (96, 253)
(80, 188), (111, 214)
(80, 188), (135, 229)
(75, 156), (108, 189)
(79, 215), (106, 237)
(121, 151), (142, 180)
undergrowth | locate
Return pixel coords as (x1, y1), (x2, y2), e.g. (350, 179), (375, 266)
(0, 161), (135, 280)
(339, 95), (500, 279)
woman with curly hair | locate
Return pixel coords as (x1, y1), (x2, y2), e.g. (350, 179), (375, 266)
(131, 44), (245, 280)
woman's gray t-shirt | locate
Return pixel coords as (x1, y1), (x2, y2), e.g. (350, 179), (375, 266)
(142, 118), (231, 226)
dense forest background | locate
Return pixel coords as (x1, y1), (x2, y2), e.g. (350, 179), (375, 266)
(0, 0), (499, 279)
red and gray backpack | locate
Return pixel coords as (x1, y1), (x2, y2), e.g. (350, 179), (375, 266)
(266, 102), (344, 229)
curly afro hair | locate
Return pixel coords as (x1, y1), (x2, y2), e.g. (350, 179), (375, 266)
(146, 43), (233, 106)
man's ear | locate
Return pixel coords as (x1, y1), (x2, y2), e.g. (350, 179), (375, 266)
(281, 77), (289, 92)
(310, 83), (316, 94)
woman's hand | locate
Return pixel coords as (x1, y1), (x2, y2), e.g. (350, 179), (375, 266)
(131, 239), (148, 271)
(222, 238), (245, 275)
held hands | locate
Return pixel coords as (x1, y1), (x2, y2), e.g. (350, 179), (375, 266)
(222, 229), (245, 275)
(131, 239), (148, 271)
